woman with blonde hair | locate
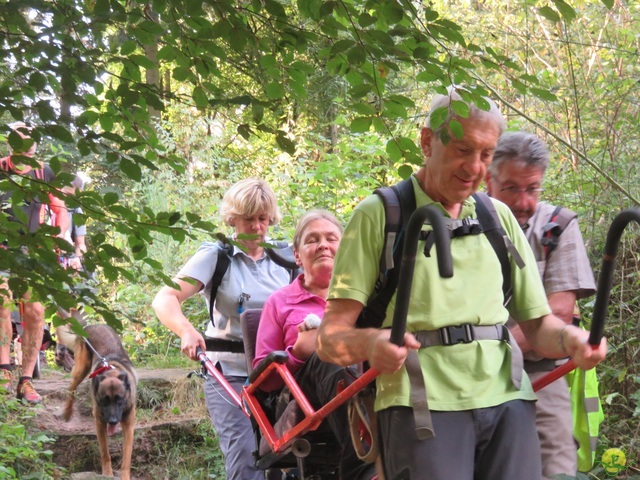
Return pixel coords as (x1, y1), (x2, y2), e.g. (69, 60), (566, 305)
(153, 178), (291, 480)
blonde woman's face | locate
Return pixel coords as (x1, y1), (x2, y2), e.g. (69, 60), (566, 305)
(233, 211), (270, 248)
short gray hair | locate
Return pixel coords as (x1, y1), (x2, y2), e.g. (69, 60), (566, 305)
(219, 178), (281, 226)
(426, 86), (506, 135)
(488, 131), (550, 177)
(293, 209), (342, 251)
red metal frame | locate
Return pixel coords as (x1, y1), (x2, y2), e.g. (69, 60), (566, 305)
(197, 350), (377, 455)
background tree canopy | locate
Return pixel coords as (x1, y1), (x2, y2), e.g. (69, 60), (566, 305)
(1, 0), (639, 475)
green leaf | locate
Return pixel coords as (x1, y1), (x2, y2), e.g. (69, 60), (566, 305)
(429, 107), (449, 132)
(330, 39), (356, 56)
(398, 164), (414, 179)
(120, 40), (137, 55)
(103, 192), (119, 206)
(531, 87), (558, 102)
(372, 117), (387, 133)
(450, 100), (470, 118)
(120, 158), (142, 182)
(266, 82), (285, 100)
(386, 139), (402, 161)
(347, 45), (367, 66)
(28, 72), (47, 90)
(538, 6), (560, 22)
(275, 131), (296, 155)
(351, 102), (376, 116)
(260, 55), (277, 69)
(298, 0), (322, 20)
(350, 117), (372, 133)
(192, 86), (209, 108)
(45, 125), (73, 143)
(449, 119), (464, 139)
(264, 0), (286, 17)
(600, 0), (614, 8)
(552, 0), (576, 21)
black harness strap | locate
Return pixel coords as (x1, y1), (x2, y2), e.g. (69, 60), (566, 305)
(473, 192), (513, 305)
(358, 177), (415, 329)
(208, 243), (233, 322)
(541, 206), (576, 259)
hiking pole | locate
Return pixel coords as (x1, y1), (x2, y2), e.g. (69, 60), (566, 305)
(390, 205), (453, 346)
(533, 207), (640, 392)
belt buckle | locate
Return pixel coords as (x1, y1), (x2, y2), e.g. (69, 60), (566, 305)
(440, 324), (474, 345)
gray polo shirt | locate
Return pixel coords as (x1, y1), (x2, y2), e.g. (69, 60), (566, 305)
(177, 240), (291, 376)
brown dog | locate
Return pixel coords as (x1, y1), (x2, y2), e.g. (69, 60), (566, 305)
(62, 324), (137, 480)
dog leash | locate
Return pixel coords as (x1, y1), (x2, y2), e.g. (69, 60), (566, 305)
(83, 337), (116, 378)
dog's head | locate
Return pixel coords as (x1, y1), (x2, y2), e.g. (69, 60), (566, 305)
(92, 369), (133, 436)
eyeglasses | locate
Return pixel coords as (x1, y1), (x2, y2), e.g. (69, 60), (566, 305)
(499, 185), (545, 197)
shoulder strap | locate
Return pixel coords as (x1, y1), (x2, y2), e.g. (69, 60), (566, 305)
(357, 177), (415, 328)
(208, 242), (233, 322)
(541, 206), (577, 259)
(264, 242), (301, 282)
(472, 192), (525, 306)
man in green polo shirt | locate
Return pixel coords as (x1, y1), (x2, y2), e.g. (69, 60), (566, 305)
(317, 87), (607, 480)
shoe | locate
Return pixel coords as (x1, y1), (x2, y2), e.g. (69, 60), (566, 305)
(16, 379), (42, 404)
(0, 369), (13, 394)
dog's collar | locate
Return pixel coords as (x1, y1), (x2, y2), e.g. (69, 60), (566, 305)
(89, 363), (116, 378)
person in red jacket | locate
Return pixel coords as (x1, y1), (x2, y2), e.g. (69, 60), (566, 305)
(0, 122), (69, 404)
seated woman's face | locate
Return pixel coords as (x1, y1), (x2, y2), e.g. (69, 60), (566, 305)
(295, 218), (342, 279)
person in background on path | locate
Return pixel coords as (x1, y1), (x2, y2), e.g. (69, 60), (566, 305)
(152, 178), (292, 480)
(61, 174), (87, 271)
(0, 122), (69, 404)
(486, 130), (598, 479)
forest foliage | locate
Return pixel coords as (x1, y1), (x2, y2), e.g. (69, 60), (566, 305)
(1, 0), (640, 477)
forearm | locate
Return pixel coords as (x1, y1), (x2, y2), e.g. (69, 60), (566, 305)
(521, 314), (607, 369)
(316, 299), (373, 366)
(317, 298), (419, 373)
(152, 286), (198, 338)
(74, 236), (87, 256)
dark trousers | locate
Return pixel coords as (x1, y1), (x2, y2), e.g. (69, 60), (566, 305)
(295, 353), (376, 480)
(379, 400), (542, 480)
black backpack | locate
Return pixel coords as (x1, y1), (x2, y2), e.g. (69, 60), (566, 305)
(356, 177), (524, 329)
(207, 240), (300, 322)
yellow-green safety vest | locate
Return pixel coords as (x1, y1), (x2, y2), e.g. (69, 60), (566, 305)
(566, 366), (604, 472)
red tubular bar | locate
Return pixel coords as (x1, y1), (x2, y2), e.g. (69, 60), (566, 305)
(196, 351), (248, 417)
(197, 348), (379, 455)
(244, 359), (380, 455)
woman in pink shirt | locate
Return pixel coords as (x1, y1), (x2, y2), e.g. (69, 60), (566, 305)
(254, 209), (377, 480)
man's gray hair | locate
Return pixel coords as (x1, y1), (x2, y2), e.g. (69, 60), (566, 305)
(426, 86), (506, 135)
(488, 131), (550, 177)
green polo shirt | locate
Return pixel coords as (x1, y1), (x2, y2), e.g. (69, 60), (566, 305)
(329, 175), (550, 411)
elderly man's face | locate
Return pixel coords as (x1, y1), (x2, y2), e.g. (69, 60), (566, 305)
(420, 114), (501, 208)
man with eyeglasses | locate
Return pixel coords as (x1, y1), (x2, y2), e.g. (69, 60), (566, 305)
(486, 131), (597, 479)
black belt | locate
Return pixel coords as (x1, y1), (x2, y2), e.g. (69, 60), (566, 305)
(406, 324), (523, 440)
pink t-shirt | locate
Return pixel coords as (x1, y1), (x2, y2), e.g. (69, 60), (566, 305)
(253, 275), (326, 391)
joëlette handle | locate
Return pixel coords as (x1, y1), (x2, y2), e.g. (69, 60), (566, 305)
(589, 208), (640, 346)
(533, 207), (640, 392)
(390, 205), (453, 346)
